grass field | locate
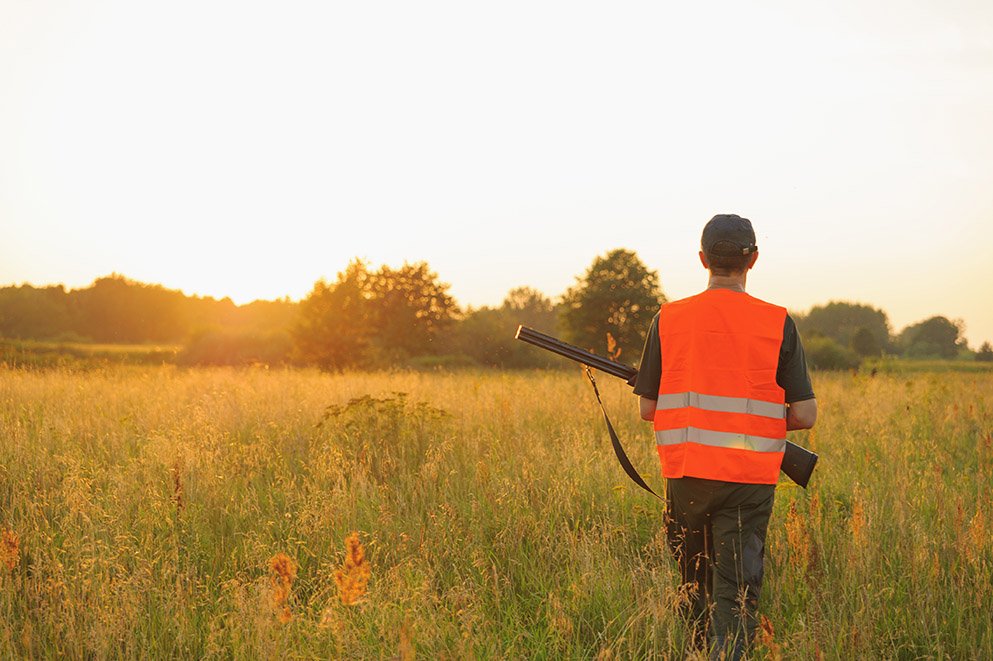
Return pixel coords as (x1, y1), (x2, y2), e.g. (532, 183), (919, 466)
(1, 366), (991, 658)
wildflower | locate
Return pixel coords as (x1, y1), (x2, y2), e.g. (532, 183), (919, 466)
(758, 614), (782, 661)
(269, 552), (297, 623)
(1, 529), (19, 572)
(335, 532), (370, 605)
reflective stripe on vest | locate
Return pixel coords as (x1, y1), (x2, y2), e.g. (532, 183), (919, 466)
(655, 427), (785, 453)
(656, 391), (786, 420)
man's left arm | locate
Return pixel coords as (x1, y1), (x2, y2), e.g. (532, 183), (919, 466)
(778, 314), (817, 430)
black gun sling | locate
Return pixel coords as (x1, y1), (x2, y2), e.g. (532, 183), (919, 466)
(584, 367), (663, 501)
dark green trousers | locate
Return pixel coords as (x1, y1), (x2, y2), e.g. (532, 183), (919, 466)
(665, 476), (776, 660)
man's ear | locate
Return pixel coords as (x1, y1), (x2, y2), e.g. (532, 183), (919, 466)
(748, 251), (759, 269)
(698, 250), (709, 270)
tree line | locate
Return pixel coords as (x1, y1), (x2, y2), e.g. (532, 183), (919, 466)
(2, 252), (989, 369)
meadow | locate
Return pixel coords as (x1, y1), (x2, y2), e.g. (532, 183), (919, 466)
(1, 365), (991, 659)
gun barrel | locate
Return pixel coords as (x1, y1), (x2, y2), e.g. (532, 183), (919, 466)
(515, 325), (637, 385)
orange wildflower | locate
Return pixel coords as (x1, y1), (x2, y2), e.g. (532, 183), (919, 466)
(269, 552), (297, 623)
(335, 532), (371, 605)
(758, 614), (782, 661)
(1, 529), (19, 572)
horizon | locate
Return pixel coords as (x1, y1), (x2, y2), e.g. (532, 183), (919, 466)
(2, 264), (986, 348)
(2, 1), (991, 347)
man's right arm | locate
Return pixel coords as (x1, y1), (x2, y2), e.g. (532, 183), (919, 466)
(633, 312), (662, 422)
(787, 398), (817, 430)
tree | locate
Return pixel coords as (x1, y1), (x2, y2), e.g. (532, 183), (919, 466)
(796, 302), (891, 353)
(501, 286), (558, 334)
(292, 260), (373, 369)
(560, 249), (664, 361)
(898, 316), (963, 359)
(976, 341), (993, 363)
(851, 326), (883, 358)
(453, 287), (560, 368)
(293, 260), (459, 368)
(0, 285), (74, 339)
(71, 275), (189, 343)
(366, 262), (458, 362)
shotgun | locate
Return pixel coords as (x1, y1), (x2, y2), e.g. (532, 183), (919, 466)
(515, 325), (818, 488)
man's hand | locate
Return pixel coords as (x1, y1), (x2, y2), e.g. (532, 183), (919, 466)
(639, 397), (657, 422)
(787, 398), (817, 430)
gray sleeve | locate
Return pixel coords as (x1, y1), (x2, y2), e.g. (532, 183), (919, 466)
(633, 312), (661, 399)
(777, 314), (815, 403)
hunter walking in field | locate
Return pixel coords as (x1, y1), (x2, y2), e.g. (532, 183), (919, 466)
(634, 214), (818, 659)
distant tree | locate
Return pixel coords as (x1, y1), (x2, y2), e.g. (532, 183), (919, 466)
(293, 260), (373, 369)
(976, 341), (993, 363)
(851, 325), (883, 358)
(898, 316), (963, 359)
(796, 302), (891, 353)
(366, 262), (458, 362)
(501, 286), (558, 334)
(0, 285), (74, 339)
(71, 275), (188, 343)
(560, 248), (664, 361)
(453, 287), (560, 368)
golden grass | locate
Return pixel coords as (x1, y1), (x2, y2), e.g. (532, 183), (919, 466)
(0, 365), (991, 658)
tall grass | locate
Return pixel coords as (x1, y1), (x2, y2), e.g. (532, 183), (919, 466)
(0, 366), (990, 658)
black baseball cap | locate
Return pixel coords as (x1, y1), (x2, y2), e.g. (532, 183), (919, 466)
(701, 214), (758, 256)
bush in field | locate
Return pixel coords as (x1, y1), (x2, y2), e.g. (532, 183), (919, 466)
(976, 341), (993, 362)
(803, 335), (861, 370)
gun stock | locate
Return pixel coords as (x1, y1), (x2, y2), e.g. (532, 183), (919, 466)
(515, 325), (818, 488)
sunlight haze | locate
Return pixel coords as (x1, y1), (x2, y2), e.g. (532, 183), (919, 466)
(1, 0), (991, 345)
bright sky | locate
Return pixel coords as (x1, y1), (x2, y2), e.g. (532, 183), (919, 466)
(2, 0), (991, 346)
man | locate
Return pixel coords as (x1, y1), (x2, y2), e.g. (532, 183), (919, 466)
(633, 214), (817, 659)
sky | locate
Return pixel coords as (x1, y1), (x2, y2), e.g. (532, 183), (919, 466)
(1, 0), (992, 346)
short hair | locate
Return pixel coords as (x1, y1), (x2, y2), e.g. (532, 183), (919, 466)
(706, 249), (752, 276)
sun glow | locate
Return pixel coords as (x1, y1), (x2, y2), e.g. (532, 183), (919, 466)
(1, 0), (991, 342)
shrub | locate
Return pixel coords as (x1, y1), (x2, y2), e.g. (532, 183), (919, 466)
(804, 335), (861, 371)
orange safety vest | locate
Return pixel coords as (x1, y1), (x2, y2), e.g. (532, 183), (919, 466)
(654, 288), (787, 484)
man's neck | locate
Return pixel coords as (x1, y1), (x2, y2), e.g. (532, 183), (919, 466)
(707, 273), (747, 292)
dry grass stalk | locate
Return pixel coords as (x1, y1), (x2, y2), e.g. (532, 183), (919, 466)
(269, 552), (297, 623)
(171, 460), (184, 511)
(1, 529), (20, 573)
(785, 501), (810, 572)
(547, 591), (574, 639)
(966, 510), (987, 565)
(398, 620), (415, 661)
(851, 494), (866, 546)
(335, 532), (371, 606)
